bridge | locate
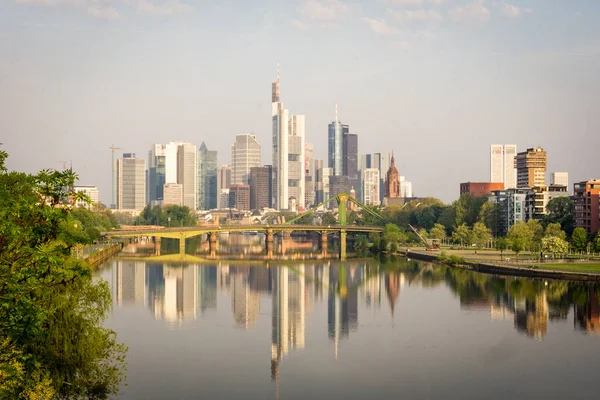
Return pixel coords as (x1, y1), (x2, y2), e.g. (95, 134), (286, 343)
(104, 193), (385, 260)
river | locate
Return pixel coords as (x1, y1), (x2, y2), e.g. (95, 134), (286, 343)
(95, 256), (600, 399)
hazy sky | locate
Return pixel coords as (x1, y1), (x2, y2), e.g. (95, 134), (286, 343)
(1, 0), (599, 204)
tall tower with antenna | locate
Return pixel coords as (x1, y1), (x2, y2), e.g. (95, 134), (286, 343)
(272, 62), (289, 210)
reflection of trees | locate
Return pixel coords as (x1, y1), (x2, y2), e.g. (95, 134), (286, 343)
(379, 258), (600, 340)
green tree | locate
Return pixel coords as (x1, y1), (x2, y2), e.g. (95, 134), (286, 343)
(383, 224), (406, 246)
(321, 212), (337, 225)
(526, 220), (544, 251)
(0, 149), (126, 398)
(507, 221), (533, 257)
(478, 201), (498, 236)
(544, 197), (574, 236)
(494, 237), (509, 260)
(541, 236), (569, 255)
(452, 224), (472, 248)
(593, 233), (600, 253)
(472, 222), (492, 249)
(544, 222), (567, 241)
(571, 227), (589, 253)
(436, 206), (455, 235)
(429, 223), (447, 241)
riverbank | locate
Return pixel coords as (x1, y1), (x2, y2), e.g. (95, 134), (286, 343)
(84, 243), (123, 268)
(403, 250), (600, 282)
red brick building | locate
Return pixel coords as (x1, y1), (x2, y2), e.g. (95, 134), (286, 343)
(460, 182), (504, 197)
(574, 180), (600, 236)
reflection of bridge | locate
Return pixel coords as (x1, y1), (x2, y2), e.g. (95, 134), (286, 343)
(105, 224), (383, 260)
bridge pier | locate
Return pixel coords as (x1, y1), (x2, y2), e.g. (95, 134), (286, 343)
(340, 229), (347, 261)
(179, 234), (186, 256)
(266, 229), (274, 258)
(154, 236), (161, 256)
(320, 231), (329, 256)
(209, 232), (219, 257)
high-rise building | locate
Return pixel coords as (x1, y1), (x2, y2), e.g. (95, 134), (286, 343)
(249, 166), (272, 210)
(177, 143), (197, 210)
(515, 147), (546, 188)
(116, 153), (146, 210)
(550, 172), (569, 188)
(229, 184), (251, 211)
(400, 176), (413, 198)
(490, 144), (517, 189)
(163, 183), (183, 207)
(272, 66), (289, 211)
(327, 104), (348, 176)
(288, 115), (305, 211)
(525, 185), (569, 221)
(164, 142), (179, 184)
(217, 165), (232, 209)
(362, 168), (380, 206)
(373, 152), (392, 201)
(232, 134), (261, 185)
(304, 143), (315, 208)
(574, 180), (600, 235)
(73, 186), (99, 209)
(329, 176), (349, 204)
(314, 160), (324, 204)
(343, 132), (358, 197)
(148, 156), (165, 205)
(197, 142), (218, 210)
(489, 188), (529, 236)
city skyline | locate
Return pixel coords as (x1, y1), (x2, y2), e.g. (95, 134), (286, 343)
(1, 0), (599, 204)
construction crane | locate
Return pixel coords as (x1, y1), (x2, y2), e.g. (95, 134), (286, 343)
(109, 144), (121, 208)
(408, 224), (440, 251)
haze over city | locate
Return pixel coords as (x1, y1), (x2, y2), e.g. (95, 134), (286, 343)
(1, 0), (599, 203)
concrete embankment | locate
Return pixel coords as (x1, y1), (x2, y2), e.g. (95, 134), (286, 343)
(85, 243), (123, 268)
(405, 251), (600, 282)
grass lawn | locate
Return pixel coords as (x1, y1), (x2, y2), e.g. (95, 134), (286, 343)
(531, 263), (600, 272)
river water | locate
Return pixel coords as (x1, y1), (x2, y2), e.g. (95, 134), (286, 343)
(95, 256), (600, 399)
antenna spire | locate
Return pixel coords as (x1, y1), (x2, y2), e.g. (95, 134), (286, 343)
(277, 62), (280, 83)
(335, 101), (338, 123)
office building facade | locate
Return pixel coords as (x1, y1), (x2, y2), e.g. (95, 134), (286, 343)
(574, 180), (600, 235)
(362, 168), (380, 206)
(197, 142), (218, 210)
(177, 143), (197, 210)
(163, 183), (183, 207)
(490, 144), (517, 189)
(272, 68), (289, 211)
(229, 184), (251, 211)
(73, 186), (99, 209)
(460, 182), (505, 197)
(116, 153), (146, 210)
(250, 166), (273, 210)
(232, 134), (261, 186)
(288, 115), (305, 211)
(550, 172), (569, 188)
(305, 143), (315, 208)
(217, 165), (232, 209)
(516, 147), (547, 188)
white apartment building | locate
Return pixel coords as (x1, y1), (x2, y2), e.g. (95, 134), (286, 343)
(550, 172), (569, 188)
(490, 144), (517, 189)
(362, 168), (380, 206)
(73, 185), (99, 209)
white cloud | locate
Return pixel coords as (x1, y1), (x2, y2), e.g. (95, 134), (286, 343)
(388, 8), (443, 23)
(292, 19), (310, 30)
(135, 0), (192, 16)
(502, 3), (531, 18)
(393, 40), (412, 50)
(449, 1), (490, 24)
(298, 0), (351, 21)
(362, 17), (400, 35)
(16, 0), (120, 19)
(381, 0), (424, 6)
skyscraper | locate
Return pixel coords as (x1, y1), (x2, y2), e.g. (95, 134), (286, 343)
(250, 166), (272, 210)
(217, 165), (232, 209)
(343, 132), (358, 196)
(197, 142), (218, 210)
(304, 143), (315, 207)
(272, 66), (289, 210)
(229, 184), (251, 211)
(490, 144), (517, 189)
(288, 115), (305, 211)
(327, 103), (348, 176)
(148, 144), (166, 205)
(515, 147), (547, 188)
(231, 134), (261, 185)
(116, 153), (146, 210)
(177, 143), (197, 210)
(362, 168), (380, 205)
(550, 172), (569, 188)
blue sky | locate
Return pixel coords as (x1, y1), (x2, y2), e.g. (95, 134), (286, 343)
(1, 0), (599, 203)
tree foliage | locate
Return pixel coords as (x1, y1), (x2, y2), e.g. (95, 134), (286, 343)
(0, 148), (126, 398)
(429, 223), (447, 241)
(541, 236), (569, 254)
(452, 224), (472, 248)
(544, 222), (567, 241)
(472, 222), (492, 249)
(544, 197), (574, 236)
(571, 228), (589, 253)
(135, 204), (197, 227)
(382, 224), (406, 246)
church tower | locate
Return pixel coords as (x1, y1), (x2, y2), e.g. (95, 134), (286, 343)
(384, 152), (400, 198)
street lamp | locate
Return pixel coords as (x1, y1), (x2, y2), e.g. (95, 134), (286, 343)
(168, 217), (171, 228)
